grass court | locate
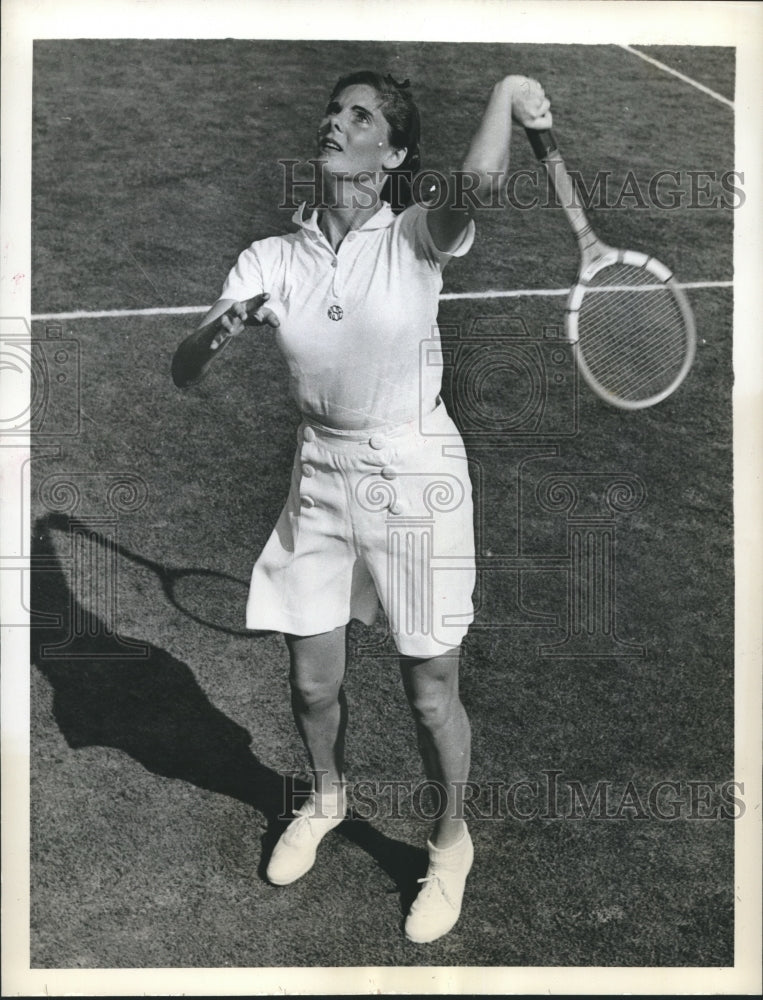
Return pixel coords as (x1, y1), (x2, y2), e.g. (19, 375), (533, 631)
(29, 38), (735, 969)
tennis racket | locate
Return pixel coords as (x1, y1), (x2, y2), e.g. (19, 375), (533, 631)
(171, 293), (268, 389)
(525, 128), (696, 409)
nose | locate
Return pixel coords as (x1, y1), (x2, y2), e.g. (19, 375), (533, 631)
(319, 113), (342, 144)
(327, 110), (343, 132)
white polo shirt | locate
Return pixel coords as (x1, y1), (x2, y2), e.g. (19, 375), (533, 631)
(220, 201), (475, 429)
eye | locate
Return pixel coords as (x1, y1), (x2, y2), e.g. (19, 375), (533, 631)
(354, 108), (371, 123)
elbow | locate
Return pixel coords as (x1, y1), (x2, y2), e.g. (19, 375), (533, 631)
(458, 164), (508, 203)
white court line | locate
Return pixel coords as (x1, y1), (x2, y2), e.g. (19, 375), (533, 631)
(33, 305), (212, 321)
(29, 49), (734, 326)
(30, 281), (733, 321)
(618, 44), (734, 109)
(442, 280), (732, 301)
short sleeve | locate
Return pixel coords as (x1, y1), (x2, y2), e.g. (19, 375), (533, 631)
(220, 245), (265, 302)
(396, 202), (476, 268)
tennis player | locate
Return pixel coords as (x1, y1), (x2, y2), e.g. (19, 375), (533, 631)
(188, 71), (551, 943)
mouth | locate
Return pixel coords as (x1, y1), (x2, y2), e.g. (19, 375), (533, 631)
(319, 136), (343, 152)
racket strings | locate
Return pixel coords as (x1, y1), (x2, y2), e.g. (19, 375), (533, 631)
(582, 306), (685, 398)
(583, 295), (684, 378)
(586, 316), (685, 390)
(580, 297), (682, 378)
(582, 292), (677, 362)
(575, 264), (689, 402)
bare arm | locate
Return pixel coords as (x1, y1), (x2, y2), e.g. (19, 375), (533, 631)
(427, 75), (552, 253)
(171, 293), (279, 388)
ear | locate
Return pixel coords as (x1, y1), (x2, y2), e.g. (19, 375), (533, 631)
(382, 146), (407, 171)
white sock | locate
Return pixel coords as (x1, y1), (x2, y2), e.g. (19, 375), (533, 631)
(427, 828), (471, 867)
(308, 777), (346, 819)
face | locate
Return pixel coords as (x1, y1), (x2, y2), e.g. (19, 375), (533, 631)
(316, 83), (406, 181)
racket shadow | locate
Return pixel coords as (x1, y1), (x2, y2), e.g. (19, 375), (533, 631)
(30, 512), (423, 903)
(37, 511), (266, 637)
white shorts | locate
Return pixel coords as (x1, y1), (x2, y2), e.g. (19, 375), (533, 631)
(246, 401), (476, 657)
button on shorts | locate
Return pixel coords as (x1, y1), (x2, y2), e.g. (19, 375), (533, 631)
(246, 401), (476, 657)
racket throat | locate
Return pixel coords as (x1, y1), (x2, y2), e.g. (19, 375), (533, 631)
(541, 151), (612, 265)
(575, 230), (611, 266)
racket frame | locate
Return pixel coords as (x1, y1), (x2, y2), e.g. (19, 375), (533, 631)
(525, 128), (696, 409)
(567, 249), (697, 409)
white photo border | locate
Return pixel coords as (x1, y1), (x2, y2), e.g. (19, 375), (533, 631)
(2, 1), (761, 995)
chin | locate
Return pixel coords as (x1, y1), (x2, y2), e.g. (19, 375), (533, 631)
(315, 151), (338, 172)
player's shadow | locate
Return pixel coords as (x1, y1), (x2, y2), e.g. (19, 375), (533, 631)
(30, 513), (426, 911)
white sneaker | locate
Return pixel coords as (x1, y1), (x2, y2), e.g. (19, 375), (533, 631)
(266, 792), (346, 886)
(404, 829), (474, 943)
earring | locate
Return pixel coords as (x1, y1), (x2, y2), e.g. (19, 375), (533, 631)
(378, 141), (383, 147)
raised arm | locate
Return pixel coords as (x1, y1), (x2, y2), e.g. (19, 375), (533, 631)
(427, 75), (552, 253)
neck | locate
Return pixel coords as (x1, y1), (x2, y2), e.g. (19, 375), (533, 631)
(319, 204), (378, 242)
(316, 173), (385, 248)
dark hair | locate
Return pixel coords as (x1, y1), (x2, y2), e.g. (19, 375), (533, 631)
(329, 70), (421, 212)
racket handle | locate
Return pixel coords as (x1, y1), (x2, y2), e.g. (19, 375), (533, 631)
(524, 128), (558, 161)
(523, 128), (600, 253)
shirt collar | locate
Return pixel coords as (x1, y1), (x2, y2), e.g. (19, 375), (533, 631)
(291, 201), (396, 235)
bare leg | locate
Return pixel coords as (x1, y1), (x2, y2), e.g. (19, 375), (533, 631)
(266, 627), (348, 886)
(399, 647), (471, 849)
(285, 626), (347, 799)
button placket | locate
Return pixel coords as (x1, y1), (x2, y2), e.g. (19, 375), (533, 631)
(331, 253), (341, 298)
(298, 426), (318, 509)
(369, 434), (401, 513)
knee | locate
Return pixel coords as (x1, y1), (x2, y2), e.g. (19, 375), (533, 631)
(289, 671), (341, 711)
(285, 630), (345, 711)
(408, 685), (458, 733)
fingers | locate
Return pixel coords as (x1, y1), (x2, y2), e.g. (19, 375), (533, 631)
(211, 315), (240, 351)
(219, 311), (245, 336)
(210, 296), (279, 352)
(254, 307), (280, 328)
(512, 76), (553, 129)
(243, 291), (269, 313)
(243, 293), (280, 328)
(210, 306), (245, 350)
(526, 103), (553, 130)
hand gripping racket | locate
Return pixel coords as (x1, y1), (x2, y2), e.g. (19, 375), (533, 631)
(525, 128), (696, 409)
(171, 293), (268, 389)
